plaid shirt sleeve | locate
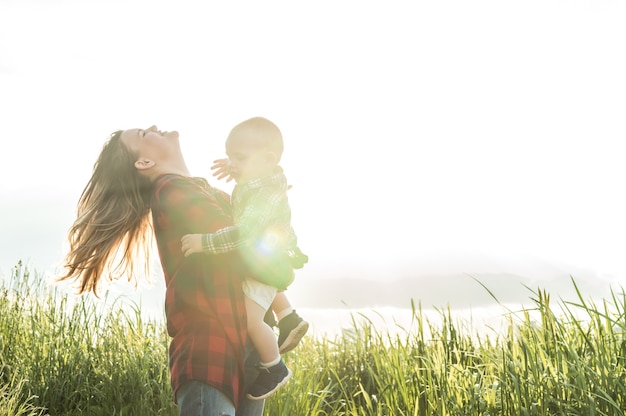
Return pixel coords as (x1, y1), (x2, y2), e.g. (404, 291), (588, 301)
(200, 225), (243, 254)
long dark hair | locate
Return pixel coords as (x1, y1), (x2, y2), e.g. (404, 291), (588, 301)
(60, 130), (154, 295)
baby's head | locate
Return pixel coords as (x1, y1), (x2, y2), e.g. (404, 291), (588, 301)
(226, 117), (284, 183)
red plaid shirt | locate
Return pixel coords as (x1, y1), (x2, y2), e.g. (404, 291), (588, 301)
(151, 174), (248, 406)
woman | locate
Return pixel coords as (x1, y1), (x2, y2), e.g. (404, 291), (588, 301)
(60, 126), (264, 415)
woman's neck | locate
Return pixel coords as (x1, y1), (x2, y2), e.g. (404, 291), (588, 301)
(148, 161), (191, 182)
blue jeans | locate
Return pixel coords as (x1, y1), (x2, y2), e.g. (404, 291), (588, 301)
(176, 340), (265, 416)
(177, 381), (235, 416)
(176, 381), (265, 416)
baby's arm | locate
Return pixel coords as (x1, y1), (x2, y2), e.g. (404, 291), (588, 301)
(181, 225), (243, 257)
(182, 184), (291, 258)
(180, 189), (277, 257)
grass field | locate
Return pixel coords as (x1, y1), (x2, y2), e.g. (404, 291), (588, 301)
(1, 262), (625, 415)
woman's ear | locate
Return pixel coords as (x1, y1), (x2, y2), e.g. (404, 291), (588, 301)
(134, 159), (156, 171)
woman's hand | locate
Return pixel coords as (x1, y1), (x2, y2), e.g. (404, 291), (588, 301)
(181, 234), (203, 257)
(210, 158), (233, 183)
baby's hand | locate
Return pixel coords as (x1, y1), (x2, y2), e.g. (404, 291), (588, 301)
(211, 158), (233, 183)
(181, 234), (203, 257)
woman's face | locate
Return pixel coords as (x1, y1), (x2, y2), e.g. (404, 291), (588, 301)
(121, 125), (180, 166)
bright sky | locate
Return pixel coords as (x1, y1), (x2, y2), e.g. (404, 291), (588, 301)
(1, 0), (625, 308)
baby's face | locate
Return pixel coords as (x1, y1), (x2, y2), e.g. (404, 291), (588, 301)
(226, 136), (276, 184)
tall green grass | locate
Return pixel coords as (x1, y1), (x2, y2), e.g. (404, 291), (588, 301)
(1, 262), (625, 415)
(0, 262), (175, 416)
